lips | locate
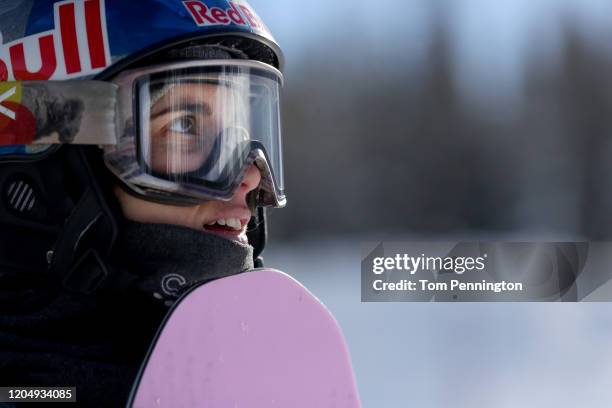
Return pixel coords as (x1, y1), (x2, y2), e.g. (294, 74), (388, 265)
(203, 224), (248, 244)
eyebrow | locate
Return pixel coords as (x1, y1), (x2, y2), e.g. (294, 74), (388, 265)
(150, 102), (213, 119)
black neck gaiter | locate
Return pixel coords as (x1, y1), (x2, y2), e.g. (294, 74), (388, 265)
(119, 221), (255, 306)
(0, 221), (255, 407)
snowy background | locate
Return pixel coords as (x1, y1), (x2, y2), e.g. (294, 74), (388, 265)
(255, 1), (612, 407)
(267, 239), (612, 408)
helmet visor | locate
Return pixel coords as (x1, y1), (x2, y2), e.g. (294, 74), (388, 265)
(135, 64), (283, 205)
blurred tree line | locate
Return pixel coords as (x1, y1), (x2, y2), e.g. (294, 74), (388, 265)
(270, 17), (612, 241)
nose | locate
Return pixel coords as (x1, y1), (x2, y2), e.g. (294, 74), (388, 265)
(232, 163), (261, 204)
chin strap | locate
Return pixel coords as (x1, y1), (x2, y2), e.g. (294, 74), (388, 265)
(248, 206), (267, 268)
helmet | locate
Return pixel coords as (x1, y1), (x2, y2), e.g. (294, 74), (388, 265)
(0, 0), (284, 293)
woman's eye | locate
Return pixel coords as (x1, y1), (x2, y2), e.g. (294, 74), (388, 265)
(168, 116), (196, 134)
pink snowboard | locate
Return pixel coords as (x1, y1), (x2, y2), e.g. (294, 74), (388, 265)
(128, 269), (361, 407)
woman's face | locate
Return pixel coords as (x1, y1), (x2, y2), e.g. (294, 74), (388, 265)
(116, 81), (260, 244)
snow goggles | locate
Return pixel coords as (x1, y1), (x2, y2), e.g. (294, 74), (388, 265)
(0, 60), (285, 207)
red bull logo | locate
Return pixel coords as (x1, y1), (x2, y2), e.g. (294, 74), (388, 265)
(0, 0), (110, 81)
(183, 0), (266, 32)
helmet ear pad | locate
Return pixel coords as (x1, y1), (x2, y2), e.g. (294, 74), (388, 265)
(0, 151), (73, 225)
(0, 146), (122, 276)
(0, 150), (75, 273)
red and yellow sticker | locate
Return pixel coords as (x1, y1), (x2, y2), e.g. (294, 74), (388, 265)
(0, 82), (36, 145)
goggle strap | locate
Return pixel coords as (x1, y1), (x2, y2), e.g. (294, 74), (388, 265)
(0, 80), (118, 147)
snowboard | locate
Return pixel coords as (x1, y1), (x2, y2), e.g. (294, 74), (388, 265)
(127, 269), (361, 407)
